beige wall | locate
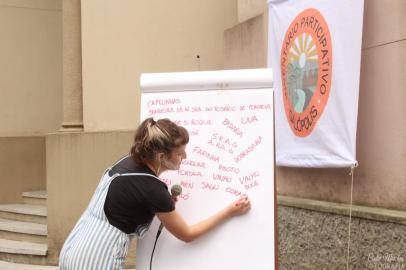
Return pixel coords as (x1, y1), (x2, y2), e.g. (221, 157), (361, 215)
(224, 13), (267, 69)
(46, 131), (134, 264)
(237, 0), (266, 23)
(80, 0), (238, 132)
(0, 137), (46, 204)
(225, 1), (406, 210)
(0, 0), (63, 137)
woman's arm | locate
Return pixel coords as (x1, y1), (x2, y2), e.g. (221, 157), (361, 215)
(156, 195), (250, 243)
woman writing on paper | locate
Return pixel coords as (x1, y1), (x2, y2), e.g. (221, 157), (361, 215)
(59, 117), (251, 270)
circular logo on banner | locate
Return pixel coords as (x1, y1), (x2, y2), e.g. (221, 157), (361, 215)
(280, 8), (332, 137)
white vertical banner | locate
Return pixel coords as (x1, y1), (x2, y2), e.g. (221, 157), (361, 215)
(268, 0), (364, 167)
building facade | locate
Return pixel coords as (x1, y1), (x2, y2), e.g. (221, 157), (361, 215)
(0, 0), (405, 268)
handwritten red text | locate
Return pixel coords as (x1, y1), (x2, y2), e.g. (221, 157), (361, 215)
(234, 136), (262, 163)
(181, 159), (206, 168)
(147, 98), (181, 107)
(201, 181), (219, 191)
(193, 146), (220, 163)
(225, 187), (242, 197)
(248, 104), (271, 111)
(239, 171), (260, 190)
(241, 115), (258, 124)
(218, 164), (240, 174)
(222, 118), (243, 138)
(180, 180), (194, 189)
(212, 173), (232, 183)
(178, 170), (202, 177)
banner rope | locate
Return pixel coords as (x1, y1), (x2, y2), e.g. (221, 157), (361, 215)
(346, 163), (358, 270)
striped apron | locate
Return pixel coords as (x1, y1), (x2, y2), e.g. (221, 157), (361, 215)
(59, 162), (159, 270)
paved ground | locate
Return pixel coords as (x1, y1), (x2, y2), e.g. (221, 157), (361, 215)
(0, 261), (58, 270)
(0, 261), (136, 269)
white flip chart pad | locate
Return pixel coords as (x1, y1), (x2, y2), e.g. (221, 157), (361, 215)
(137, 68), (276, 270)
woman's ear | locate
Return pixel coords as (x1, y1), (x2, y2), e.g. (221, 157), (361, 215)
(156, 152), (165, 163)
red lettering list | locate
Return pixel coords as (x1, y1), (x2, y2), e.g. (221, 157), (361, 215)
(147, 98), (181, 107)
(181, 159), (206, 168)
(240, 115), (258, 124)
(177, 170), (202, 177)
(222, 118), (243, 138)
(180, 181), (194, 189)
(248, 104), (271, 111)
(225, 187), (242, 197)
(148, 107), (174, 116)
(212, 173), (232, 183)
(218, 164), (240, 174)
(201, 181), (219, 191)
(193, 146), (220, 163)
(234, 136), (262, 163)
(239, 171), (260, 184)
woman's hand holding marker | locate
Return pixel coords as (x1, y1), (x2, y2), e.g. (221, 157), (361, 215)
(229, 195), (251, 216)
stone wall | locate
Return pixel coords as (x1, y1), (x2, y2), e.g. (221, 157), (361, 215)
(277, 197), (406, 270)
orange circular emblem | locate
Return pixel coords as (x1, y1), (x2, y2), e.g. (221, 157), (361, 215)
(280, 8), (332, 137)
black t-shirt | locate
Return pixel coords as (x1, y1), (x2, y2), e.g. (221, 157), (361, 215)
(104, 156), (175, 234)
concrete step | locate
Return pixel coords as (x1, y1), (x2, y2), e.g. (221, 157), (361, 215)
(0, 218), (47, 244)
(0, 260), (57, 270)
(0, 239), (48, 265)
(22, 191), (47, 206)
(0, 218), (47, 236)
(0, 239), (47, 256)
(0, 205), (47, 224)
(0, 253), (48, 266)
